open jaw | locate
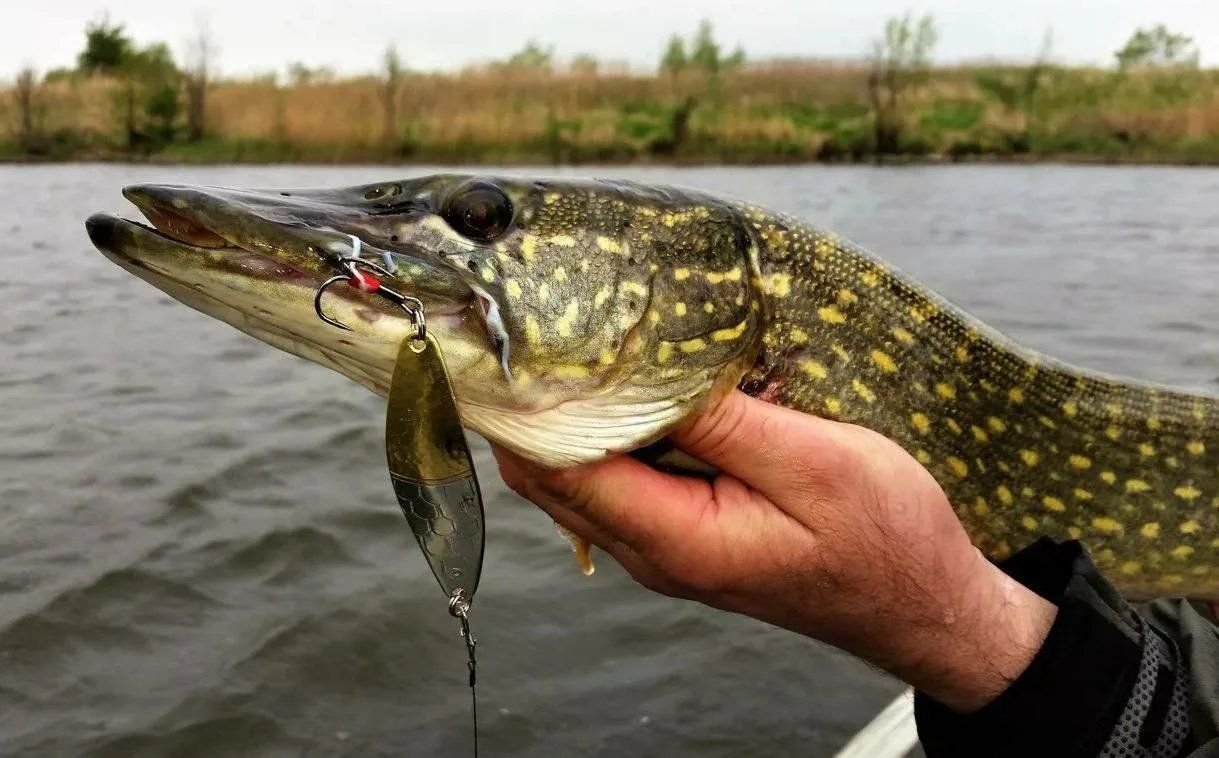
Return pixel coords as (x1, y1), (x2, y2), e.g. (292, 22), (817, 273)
(84, 184), (479, 396)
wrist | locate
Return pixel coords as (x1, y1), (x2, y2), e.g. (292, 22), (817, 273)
(903, 554), (1057, 712)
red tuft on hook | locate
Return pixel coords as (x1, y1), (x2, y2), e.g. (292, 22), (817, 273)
(349, 269), (381, 293)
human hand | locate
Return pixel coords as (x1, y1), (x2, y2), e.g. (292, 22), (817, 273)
(493, 390), (1056, 712)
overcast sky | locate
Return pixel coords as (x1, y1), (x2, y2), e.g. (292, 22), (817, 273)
(4, 0), (1217, 78)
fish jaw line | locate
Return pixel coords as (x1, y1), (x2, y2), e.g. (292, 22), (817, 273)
(85, 213), (457, 394)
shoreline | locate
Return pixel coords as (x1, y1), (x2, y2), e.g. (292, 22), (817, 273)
(5, 152), (1219, 169)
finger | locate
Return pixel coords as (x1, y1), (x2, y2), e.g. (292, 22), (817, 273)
(491, 444), (714, 559)
(671, 390), (851, 498)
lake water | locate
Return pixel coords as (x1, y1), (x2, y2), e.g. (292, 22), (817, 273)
(3, 163), (1219, 757)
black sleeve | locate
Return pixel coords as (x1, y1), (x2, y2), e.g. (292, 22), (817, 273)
(914, 538), (1219, 757)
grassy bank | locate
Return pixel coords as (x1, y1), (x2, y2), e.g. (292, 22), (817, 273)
(5, 61), (1219, 165)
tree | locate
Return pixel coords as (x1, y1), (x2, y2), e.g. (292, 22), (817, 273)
(1116, 25), (1199, 69)
(690, 19), (721, 74)
(868, 13), (937, 154)
(382, 45), (403, 151)
(77, 15), (132, 73)
(183, 18), (216, 142)
(124, 43), (181, 146)
(14, 67), (42, 152)
(660, 34), (688, 74)
(505, 40), (553, 69)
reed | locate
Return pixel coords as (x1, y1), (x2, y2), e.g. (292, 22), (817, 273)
(3, 61), (1218, 164)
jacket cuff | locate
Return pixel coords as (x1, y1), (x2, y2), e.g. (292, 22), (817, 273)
(914, 539), (1143, 757)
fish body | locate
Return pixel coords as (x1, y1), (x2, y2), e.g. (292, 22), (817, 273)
(85, 175), (1219, 598)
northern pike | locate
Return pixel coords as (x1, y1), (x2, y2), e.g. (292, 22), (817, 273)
(86, 175), (1219, 598)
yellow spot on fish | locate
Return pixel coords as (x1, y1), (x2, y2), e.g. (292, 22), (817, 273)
(1020, 449), (1040, 467)
(1105, 425), (1122, 441)
(599, 348), (616, 365)
(871, 350), (897, 373)
(679, 338), (706, 353)
(1140, 522), (1161, 539)
(946, 457), (969, 477)
(1038, 415), (1057, 429)
(996, 485), (1014, 505)
(831, 344), (852, 363)
(1175, 485), (1202, 501)
(711, 320), (749, 342)
(1008, 388), (1026, 404)
(674, 302), (687, 316)
(537, 282), (551, 302)
(1180, 520), (1201, 534)
(789, 327), (808, 344)
(1100, 471), (1117, 485)
(973, 497), (989, 516)
(818, 306), (847, 324)
(1147, 416), (1162, 431)
(505, 279), (522, 298)
(1042, 496), (1066, 512)
(911, 413), (931, 434)
(1188, 440), (1206, 456)
(837, 288), (858, 305)
(520, 235), (537, 263)
(1172, 545), (1195, 560)
(987, 417), (1007, 434)
(552, 365), (589, 379)
(892, 327), (915, 345)
(971, 426), (989, 443)
(1092, 517), (1124, 535)
(1125, 479), (1152, 494)
(593, 286), (611, 308)
(481, 267), (495, 283)
(945, 419), (962, 435)
(657, 343), (673, 364)
(852, 379), (875, 403)
(1139, 442), (1155, 457)
(705, 268), (742, 284)
(622, 281), (648, 297)
(1120, 561), (1142, 576)
(673, 268), (690, 281)
(860, 270), (880, 287)
(555, 300), (580, 338)
(548, 234), (576, 247)
(524, 314), (541, 344)
(1069, 455), (1092, 470)
(954, 345), (969, 363)
(1067, 526), (1083, 540)
(800, 360), (828, 380)
(595, 236), (621, 254)
(765, 273), (793, 297)
(553, 266), (568, 282)
(1062, 401), (1078, 418)
(935, 383), (956, 400)
(915, 449), (932, 464)
(825, 397), (842, 414)
(1074, 488), (1093, 501)
(1021, 516), (1038, 531)
(647, 309), (661, 324)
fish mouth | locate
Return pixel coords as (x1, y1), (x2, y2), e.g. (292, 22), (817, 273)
(85, 183), (485, 395)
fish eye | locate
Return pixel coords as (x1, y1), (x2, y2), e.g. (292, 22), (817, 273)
(442, 182), (513, 242)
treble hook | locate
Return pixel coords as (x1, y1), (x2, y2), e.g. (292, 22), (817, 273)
(314, 255), (426, 338)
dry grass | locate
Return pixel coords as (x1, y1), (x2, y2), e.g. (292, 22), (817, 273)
(4, 61), (1218, 163)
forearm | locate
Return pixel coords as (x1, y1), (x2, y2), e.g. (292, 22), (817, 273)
(915, 539), (1202, 757)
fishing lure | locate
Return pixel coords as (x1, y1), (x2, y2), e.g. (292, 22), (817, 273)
(315, 238), (485, 755)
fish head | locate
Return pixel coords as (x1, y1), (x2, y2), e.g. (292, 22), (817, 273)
(86, 175), (766, 466)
